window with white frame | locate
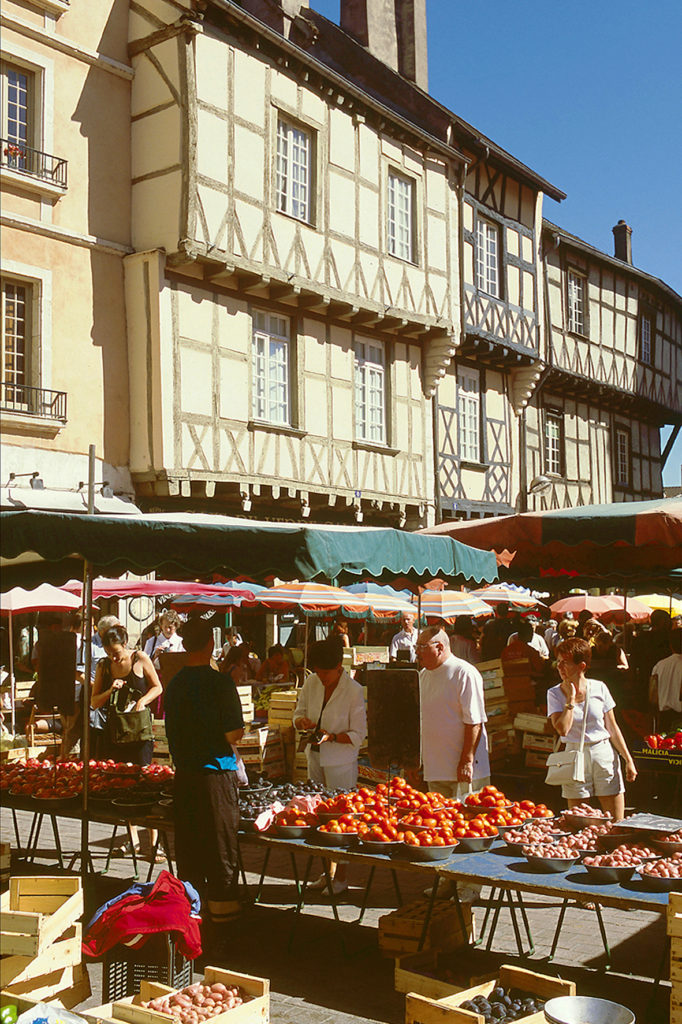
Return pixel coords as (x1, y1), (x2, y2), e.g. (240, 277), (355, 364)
(567, 270), (585, 334)
(276, 117), (312, 223)
(1, 276), (33, 404)
(251, 312), (291, 425)
(544, 409), (563, 476)
(615, 427), (630, 487)
(640, 312), (652, 364)
(475, 216), (499, 297)
(1, 61), (35, 169)
(354, 338), (386, 443)
(387, 171), (414, 262)
(457, 367), (481, 462)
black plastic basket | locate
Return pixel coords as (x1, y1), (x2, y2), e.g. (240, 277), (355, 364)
(102, 933), (193, 1002)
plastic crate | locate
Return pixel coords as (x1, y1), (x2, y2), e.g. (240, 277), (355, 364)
(102, 933), (192, 1002)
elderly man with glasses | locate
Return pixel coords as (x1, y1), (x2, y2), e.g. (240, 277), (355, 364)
(416, 626), (490, 798)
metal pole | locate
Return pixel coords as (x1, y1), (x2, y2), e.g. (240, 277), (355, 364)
(8, 610), (15, 736)
(80, 444), (96, 881)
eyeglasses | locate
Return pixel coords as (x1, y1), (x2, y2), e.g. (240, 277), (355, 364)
(415, 641), (440, 650)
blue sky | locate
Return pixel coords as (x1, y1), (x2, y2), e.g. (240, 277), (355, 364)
(312, 0), (682, 485)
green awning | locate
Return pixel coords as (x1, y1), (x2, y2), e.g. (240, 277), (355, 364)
(0, 510), (498, 587)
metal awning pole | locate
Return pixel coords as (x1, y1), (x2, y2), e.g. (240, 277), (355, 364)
(80, 444), (96, 881)
(8, 610), (15, 736)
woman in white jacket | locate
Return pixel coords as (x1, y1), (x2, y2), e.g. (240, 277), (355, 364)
(294, 636), (367, 893)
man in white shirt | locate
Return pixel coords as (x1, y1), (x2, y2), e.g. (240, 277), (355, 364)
(417, 626), (489, 903)
(390, 611), (418, 662)
(417, 626), (490, 797)
(649, 629), (682, 720)
(507, 621), (550, 659)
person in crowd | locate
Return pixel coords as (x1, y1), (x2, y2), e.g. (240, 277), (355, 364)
(630, 609), (673, 709)
(547, 637), (637, 821)
(91, 625), (162, 765)
(294, 636), (367, 894)
(556, 617), (578, 643)
(88, 615), (120, 757)
(544, 618), (559, 651)
(58, 611), (86, 760)
(165, 616), (244, 934)
(389, 611), (418, 662)
(417, 626), (489, 902)
(417, 626), (489, 797)
(589, 625), (629, 706)
(144, 610), (184, 664)
(649, 628), (682, 731)
(503, 619), (547, 674)
(449, 615), (478, 664)
(507, 616), (550, 659)
(614, 619), (639, 656)
(221, 627), (243, 659)
(575, 609), (594, 639)
(257, 644), (295, 685)
(220, 642), (252, 686)
(480, 602), (515, 661)
(332, 618), (351, 649)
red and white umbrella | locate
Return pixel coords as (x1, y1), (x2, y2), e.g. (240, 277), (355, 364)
(1, 584), (83, 733)
(63, 577), (252, 601)
(412, 590), (493, 623)
(469, 584), (540, 608)
(550, 594), (651, 622)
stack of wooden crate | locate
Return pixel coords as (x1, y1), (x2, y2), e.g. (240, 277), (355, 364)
(479, 659), (514, 765)
(404, 964), (575, 1023)
(513, 712), (555, 770)
(0, 876), (90, 1008)
(378, 899), (473, 957)
(670, 892), (682, 1024)
(235, 725), (285, 781)
(0, 842), (10, 888)
(237, 684), (255, 724)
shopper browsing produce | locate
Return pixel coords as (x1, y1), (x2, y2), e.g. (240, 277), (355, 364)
(547, 637), (637, 821)
(165, 616), (244, 930)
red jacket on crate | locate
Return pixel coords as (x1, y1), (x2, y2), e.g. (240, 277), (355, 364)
(82, 871), (202, 959)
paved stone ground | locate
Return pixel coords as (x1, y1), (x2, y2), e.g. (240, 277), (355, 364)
(1, 809), (672, 1023)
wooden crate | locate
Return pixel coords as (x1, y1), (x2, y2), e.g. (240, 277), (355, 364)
(405, 964), (575, 1024)
(0, 746), (47, 763)
(669, 893), (682, 1023)
(513, 713), (552, 735)
(4, 962), (91, 1008)
(0, 843), (9, 885)
(395, 951), (494, 1000)
(0, 876), (83, 956)
(378, 900), (473, 957)
(524, 750), (549, 769)
(522, 732), (555, 753)
(0, 923), (81, 988)
(84, 965), (269, 1024)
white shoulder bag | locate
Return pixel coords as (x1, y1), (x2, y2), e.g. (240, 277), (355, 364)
(544, 682), (590, 786)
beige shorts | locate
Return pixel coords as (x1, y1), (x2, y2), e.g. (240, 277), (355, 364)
(426, 777), (491, 800)
(306, 752), (358, 791)
(561, 738), (624, 800)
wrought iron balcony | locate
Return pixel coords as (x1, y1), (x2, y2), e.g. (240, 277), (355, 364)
(1, 139), (68, 189)
(0, 383), (67, 421)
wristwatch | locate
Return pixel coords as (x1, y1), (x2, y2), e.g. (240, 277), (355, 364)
(564, 703), (575, 710)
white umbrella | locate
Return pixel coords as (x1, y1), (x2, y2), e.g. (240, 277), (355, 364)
(0, 585), (82, 734)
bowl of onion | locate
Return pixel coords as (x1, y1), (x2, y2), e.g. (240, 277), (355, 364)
(636, 856), (682, 891)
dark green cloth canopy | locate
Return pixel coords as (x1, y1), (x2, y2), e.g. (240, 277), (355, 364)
(0, 510), (498, 587)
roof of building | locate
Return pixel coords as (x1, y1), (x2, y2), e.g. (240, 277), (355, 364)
(213, 0), (566, 202)
(543, 219), (682, 308)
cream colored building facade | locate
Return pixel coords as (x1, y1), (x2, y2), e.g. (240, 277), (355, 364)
(0, 0), (133, 507)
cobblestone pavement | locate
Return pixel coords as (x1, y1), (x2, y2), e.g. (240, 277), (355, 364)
(1, 809), (672, 1023)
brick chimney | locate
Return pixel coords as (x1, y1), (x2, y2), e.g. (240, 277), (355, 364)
(239, 0), (309, 38)
(612, 220), (633, 265)
(340, 0), (428, 91)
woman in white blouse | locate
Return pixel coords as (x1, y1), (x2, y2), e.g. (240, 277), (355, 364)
(294, 636), (367, 894)
(547, 636), (637, 821)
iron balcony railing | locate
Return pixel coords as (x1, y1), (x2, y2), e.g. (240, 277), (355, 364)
(1, 139), (68, 189)
(0, 382), (67, 421)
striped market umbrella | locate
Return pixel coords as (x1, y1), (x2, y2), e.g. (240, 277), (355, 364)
(412, 589), (493, 623)
(172, 580), (266, 611)
(469, 583), (540, 608)
(550, 594), (651, 622)
(343, 591), (418, 622)
(254, 581), (365, 613)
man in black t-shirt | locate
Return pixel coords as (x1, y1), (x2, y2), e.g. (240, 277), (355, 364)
(165, 618), (244, 929)
(480, 602), (515, 661)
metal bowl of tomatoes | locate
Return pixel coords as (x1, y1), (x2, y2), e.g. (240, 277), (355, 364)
(314, 825), (359, 847)
(359, 838), (404, 855)
(401, 840), (458, 861)
(454, 834), (497, 853)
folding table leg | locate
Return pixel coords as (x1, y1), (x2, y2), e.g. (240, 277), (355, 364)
(593, 902), (611, 969)
(289, 852), (300, 896)
(548, 898), (569, 961)
(159, 830), (174, 872)
(505, 890), (526, 957)
(322, 859), (341, 925)
(356, 865), (375, 925)
(474, 886), (498, 947)
(49, 814), (64, 869)
(511, 890), (534, 955)
(418, 873), (439, 951)
(103, 823), (119, 874)
(253, 846), (271, 904)
(11, 807), (21, 851)
(126, 822), (139, 880)
(145, 834), (162, 883)
(27, 813), (43, 864)
(390, 869), (402, 907)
